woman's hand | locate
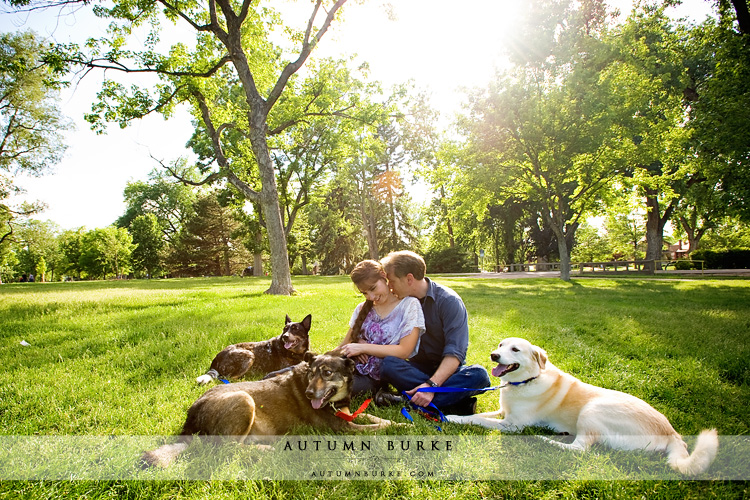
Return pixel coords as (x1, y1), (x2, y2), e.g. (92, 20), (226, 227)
(340, 343), (370, 364)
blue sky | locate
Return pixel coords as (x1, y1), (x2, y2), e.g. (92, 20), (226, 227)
(2, 0), (714, 230)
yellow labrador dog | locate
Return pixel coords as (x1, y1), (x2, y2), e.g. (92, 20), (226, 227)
(447, 337), (719, 476)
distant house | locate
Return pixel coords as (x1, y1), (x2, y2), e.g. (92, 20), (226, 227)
(665, 240), (690, 260)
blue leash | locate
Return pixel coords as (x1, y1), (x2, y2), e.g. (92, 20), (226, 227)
(414, 385), (503, 393)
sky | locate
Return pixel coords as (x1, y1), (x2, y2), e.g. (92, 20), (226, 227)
(1, 0), (715, 231)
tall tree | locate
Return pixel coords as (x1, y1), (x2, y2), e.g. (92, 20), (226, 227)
(25, 0), (352, 294)
(0, 30), (70, 243)
(58, 227), (85, 279)
(461, 0), (620, 280)
(117, 167), (196, 246)
(685, 16), (750, 222)
(604, 5), (701, 270)
(79, 227), (135, 280)
(168, 191), (248, 277)
(130, 213), (165, 278)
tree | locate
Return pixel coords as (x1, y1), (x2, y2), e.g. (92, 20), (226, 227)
(685, 16), (750, 222)
(461, 0), (620, 281)
(79, 227), (135, 280)
(0, 30), (70, 243)
(117, 167), (196, 246)
(600, 5), (700, 270)
(58, 227), (85, 279)
(130, 213), (165, 278)
(308, 181), (361, 275)
(13, 218), (61, 281)
(23, 0), (353, 294)
(168, 191), (249, 277)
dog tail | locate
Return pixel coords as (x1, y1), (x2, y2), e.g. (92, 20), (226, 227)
(667, 429), (719, 476)
(140, 435), (192, 468)
(196, 369), (219, 385)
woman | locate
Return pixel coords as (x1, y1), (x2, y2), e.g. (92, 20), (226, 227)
(337, 260), (425, 396)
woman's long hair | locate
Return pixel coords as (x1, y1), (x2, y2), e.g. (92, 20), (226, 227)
(349, 260), (386, 343)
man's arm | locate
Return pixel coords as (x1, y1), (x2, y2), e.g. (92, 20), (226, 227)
(405, 355), (460, 407)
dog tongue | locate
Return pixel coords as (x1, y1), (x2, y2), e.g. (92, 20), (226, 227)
(310, 398), (324, 410)
(284, 341), (294, 349)
(492, 364), (511, 377)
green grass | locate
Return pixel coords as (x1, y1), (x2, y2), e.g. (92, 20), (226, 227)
(0, 276), (748, 498)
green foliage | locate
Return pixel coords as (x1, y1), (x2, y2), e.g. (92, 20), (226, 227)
(424, 247), (475, 274)
(0, 30), (71, 239)
(686, 18), (750, 221)
(0, 30), (69, 176)
(117, 167), (197, 246)
(167, 191), (250, 277)
(78, 226), (135, 279)
(691, 249), (750, 269)
(571, 222), (610, 262)
(129, 213), (165, 278)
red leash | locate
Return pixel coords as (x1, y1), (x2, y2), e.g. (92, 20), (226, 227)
(334, 398), (372, 422)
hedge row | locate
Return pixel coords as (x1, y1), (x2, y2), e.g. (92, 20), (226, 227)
(691, 249), (750, 269)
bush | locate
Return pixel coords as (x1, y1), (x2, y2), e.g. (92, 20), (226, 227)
(691, 249), (750, 269)
(674, 260), (694, 270)
(424, 247), (476, 273)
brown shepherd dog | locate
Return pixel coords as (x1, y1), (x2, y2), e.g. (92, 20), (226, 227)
(196, 314), (311, 385)
(142, 352), (394, 467)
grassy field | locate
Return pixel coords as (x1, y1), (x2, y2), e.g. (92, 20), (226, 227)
(0, 275), (748, 498)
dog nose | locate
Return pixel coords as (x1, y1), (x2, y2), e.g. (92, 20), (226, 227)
(491, 353), (500, 362)
(305, 388), (314, 399)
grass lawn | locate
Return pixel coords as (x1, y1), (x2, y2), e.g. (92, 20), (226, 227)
(0, 275), (748, 498)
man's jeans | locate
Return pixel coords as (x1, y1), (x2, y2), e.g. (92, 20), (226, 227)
(380, 356), (491, 408)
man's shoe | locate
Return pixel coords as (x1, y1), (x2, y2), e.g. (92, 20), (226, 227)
(441, 397), (477, 416)
(374, 388), (405, 407)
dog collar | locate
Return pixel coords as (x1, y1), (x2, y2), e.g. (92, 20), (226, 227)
(503, 376), (538, 387)
(333, 398), (372, 422)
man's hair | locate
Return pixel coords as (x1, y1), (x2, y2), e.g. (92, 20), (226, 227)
(381, 250), (426, 280)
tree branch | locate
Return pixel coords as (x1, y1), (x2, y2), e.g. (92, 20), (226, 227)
(66, 53), (232, 79)
(153, 154), (223, 187)
(265, 0), (348, 113)
(192, 90), (261, 204)
(158, 0), (218, 33)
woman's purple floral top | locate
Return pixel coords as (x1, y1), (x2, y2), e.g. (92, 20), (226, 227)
(348, 297), (425, 380)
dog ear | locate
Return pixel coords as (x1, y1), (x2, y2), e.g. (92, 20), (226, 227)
(343, 357), (355, 372)
(303, 352), (317, 364)
(532, 347), (548, 370)
(301, 314), (312, 331)
(285, 314), (292, 325)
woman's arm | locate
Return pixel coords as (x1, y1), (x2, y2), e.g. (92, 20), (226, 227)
(340, 327), (420, 360)
(337, 327), (356, 347)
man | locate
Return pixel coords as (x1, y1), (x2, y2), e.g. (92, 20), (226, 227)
(378, 250), (490, 415)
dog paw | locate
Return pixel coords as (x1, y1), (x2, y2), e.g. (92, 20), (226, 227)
(445, 414), (470, 424)
(196, 375), (213, 385)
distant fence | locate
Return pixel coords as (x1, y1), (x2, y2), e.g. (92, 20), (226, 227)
(497, 260), (705, 275)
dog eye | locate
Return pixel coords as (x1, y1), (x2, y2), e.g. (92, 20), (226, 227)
(512, 347), (520, 352)
(323, 370), (332, 377)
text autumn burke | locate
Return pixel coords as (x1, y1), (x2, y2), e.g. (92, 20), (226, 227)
(282, 438), (454, 452)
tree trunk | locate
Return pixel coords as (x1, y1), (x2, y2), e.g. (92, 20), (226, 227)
(364, 209), (379, 260)
(247, 108), (295, 295)
(644, 190), (673, 273)
(254, 230), (263, 276)
(552, 227), (572, 281)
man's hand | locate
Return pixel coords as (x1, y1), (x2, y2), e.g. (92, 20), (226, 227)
(406, 383), (435, 407)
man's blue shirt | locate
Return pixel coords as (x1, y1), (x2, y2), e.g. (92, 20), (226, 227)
(410, 277), (469, 370)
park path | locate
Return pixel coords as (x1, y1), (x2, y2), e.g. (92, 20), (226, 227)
(451, 269), (750, 279)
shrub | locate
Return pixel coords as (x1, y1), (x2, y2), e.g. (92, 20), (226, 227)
(424, 247), (476, 273)
(691, 249), (750, 269)
(674, 260), (694, 270)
